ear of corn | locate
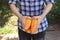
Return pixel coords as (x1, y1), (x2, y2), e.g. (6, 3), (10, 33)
(23, 17), (38, 34)
(23, 17), (31, 30)
(31, 18), (38, 34)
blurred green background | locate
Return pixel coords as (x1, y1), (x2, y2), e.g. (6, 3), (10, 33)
(0, 0), (60, 34)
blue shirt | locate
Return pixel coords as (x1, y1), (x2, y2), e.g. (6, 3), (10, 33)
(8, 0), (54, 34)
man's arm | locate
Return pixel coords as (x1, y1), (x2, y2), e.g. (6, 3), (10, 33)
(9, 4), (23, 22)
(33, 3), (53, 20)
(41, 2), (53, 18)
(9, 4), (31, 25)
(33, 2), (54, 27)
(39, 2), (53, 25)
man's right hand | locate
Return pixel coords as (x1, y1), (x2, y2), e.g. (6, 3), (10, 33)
(18, 16), (31, 27)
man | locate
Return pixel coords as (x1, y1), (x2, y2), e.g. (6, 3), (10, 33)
(8, 0), (54, 40)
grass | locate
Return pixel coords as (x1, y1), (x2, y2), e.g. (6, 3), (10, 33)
(0, 15), (18, 34)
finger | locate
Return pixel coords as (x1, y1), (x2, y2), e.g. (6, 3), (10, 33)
(27, 16), (31, 19)
(32, 17), (36, 19)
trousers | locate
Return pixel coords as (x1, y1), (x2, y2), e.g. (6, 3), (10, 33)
(18, 27), (46, 40)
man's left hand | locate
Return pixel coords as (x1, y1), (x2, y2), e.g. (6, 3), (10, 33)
(32, 16), (43, 27)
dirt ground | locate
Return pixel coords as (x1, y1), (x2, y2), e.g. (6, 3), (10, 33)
(46, 24), (60, 40)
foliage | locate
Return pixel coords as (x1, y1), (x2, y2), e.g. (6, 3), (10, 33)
(0, 16), (18, 34)
(47, 0), (60, 24)
(0, 0), (13, 26)
(51, 0), (60, 18)
(0, 0), (11, 19)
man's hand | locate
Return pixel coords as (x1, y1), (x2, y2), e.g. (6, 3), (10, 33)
(19, 16), (31, 27)
(32, 16), (43, 27)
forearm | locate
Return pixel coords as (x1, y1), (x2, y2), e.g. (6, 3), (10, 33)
(9, 4), (22, 20)
(41, 3), (53, 18)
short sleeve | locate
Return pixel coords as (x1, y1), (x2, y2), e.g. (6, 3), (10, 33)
(45, 0), (55, 4)
(8, 0), (18, 4)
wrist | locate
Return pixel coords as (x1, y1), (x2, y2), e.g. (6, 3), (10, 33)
(18, 14), (23, 22)
(39, 15), (44, 19)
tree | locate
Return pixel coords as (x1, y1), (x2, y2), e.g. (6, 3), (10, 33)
(0, 0), (12, 26)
